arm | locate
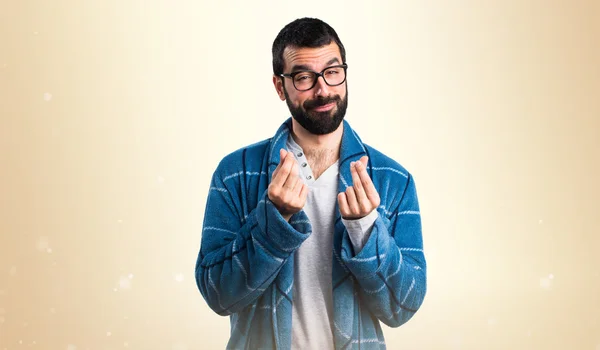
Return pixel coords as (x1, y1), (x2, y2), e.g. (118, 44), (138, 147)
(338, 159), (426, 327)
(195, 157), (311, 316)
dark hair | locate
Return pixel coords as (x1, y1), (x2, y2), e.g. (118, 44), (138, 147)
(272, 18), (346, 75)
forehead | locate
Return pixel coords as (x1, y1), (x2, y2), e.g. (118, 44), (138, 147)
(282, 42), (342, 71)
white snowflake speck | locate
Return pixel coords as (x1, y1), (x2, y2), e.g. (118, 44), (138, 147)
(118, 276), (132, 290)
(33, 31), (39, 35)
(106, 331), (111, 336)
(37, 237), (50, 252)
(157, 176), (165, 183)
(487, 318), (497, 326)
(67, 345), (77, 350)
(43, 93), (52, 101)
(117, 219), (123, 223)
(9, 266), (17, 276)
(124, 342), (129, 347)
(128, 273), (134, 279)
(47, 248), (53, 253)
(174, 273), (184, 282)
(540, 276), (553, 289)
(538, 219), (543, 224)
(548, 273), (554, 279)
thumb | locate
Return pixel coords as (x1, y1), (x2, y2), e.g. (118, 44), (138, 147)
(359, 156), (368, 168)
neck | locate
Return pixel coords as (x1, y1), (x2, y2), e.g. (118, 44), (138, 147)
(290, 119), (343, 159)
(289, 119), (343, 180)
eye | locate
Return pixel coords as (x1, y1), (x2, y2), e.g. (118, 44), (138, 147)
(294, 73), (312, 82)
(325, 68), (340, 75)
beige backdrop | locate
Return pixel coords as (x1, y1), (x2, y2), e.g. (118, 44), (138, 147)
(1, 0), (599, 349)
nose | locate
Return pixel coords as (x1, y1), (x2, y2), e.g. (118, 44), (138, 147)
(313, 75), (329, 97)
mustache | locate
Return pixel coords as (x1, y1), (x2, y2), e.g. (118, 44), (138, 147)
(303, 95), (341, 110)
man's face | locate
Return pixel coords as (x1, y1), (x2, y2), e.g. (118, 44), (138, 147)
(274, 42), (348, 135)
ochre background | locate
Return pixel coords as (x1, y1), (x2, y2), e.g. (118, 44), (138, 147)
(1, 1), (599, 349)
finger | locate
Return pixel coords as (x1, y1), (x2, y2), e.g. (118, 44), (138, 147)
(345, 186), (360, 215)
(337, 192), (350, 216)
(298, 183), (309, 203)
(350, 161), (364, 193)
(354, 160), (379, 203)
(350, 162), (370, 211)
(283, 171), (300, 192)
(271, 152), (295, 188)
(359, 156), (368, 168)
(272, 149), (288, 179)
(290, 183), (308, 210)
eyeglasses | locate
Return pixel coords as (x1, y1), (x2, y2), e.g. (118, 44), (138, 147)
(280, 64), (348, 91)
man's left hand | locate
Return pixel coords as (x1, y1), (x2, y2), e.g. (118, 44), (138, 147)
(337, 156), (381, 219)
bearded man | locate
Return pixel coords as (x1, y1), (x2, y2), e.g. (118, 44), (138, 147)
(195, 17), (427, 350)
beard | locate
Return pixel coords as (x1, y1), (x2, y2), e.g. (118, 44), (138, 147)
(283, 85), (348, 135)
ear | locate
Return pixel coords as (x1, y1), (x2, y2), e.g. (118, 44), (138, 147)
(273, 75), (286, 101)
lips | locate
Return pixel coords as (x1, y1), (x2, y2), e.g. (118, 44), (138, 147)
(310, 102), (336, 112)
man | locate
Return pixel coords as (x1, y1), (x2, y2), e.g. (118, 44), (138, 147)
(195, 17), (426, 349)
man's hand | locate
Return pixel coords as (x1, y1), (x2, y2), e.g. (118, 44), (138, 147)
(337, 156), (380, 219)
(268, 149), (309, 221)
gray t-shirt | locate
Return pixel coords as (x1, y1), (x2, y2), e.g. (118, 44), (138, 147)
(286, 136), (377, 349)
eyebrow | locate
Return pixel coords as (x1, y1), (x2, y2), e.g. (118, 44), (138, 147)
(290, 57), (341, 73)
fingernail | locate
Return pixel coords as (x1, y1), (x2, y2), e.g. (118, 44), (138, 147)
(350, 161), (355, 167)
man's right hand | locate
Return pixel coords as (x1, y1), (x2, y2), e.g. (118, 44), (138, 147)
(268, 149), (309, 222)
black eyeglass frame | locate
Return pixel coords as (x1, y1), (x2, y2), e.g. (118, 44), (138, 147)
(279, 63), (348, 91)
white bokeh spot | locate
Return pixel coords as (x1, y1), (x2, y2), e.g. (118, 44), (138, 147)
(43, 93), (52, 101)
(539, 275), (553, 289)
(37, 237), (50, 252)
(174, 273), (184, 282)
(118, 276), (132, 290)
